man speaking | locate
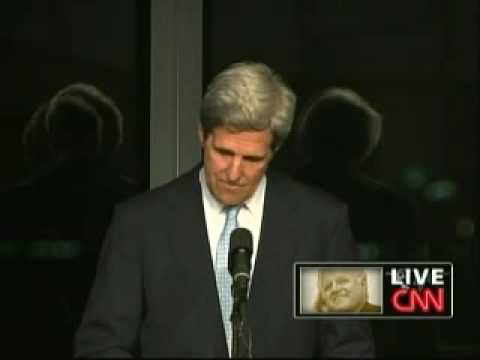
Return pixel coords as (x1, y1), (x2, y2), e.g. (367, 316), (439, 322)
(74, 62), (375, 357)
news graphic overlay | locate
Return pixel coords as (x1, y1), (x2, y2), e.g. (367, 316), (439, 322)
(294, 262), (453, 319)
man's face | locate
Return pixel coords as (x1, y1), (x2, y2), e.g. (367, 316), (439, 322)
(319, 270), (367, 312)
(200, 126), (273, 206)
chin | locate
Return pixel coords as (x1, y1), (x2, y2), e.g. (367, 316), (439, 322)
(328, 301), (354, 312)
(217, 191), (250, 206)
(219, 196), (244, 206)
(334, 306), (354, 312)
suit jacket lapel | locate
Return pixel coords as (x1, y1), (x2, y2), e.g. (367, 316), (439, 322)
(247, 172), (301, 356)
(168, 168), (228, 357)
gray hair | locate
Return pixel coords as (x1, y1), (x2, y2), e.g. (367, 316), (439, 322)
(200, 62), (296, 151)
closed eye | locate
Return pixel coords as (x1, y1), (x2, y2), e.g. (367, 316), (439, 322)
(215, 147), (234, 157)
(243, 155), (264, 163)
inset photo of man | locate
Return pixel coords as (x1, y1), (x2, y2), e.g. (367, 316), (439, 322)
(300, 266), (382, 315)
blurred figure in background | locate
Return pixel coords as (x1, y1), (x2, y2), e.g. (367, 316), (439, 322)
(1, 83), (140, 358)
(292, 87), (416, 261)
(291, 87), (433, 356)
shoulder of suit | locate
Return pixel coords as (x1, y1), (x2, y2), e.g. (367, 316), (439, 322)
(113, 167), (199, 215)
(269, 170), (347, 212)
(114, 168), (349, 217)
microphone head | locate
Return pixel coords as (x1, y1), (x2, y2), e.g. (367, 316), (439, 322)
(228, 228), (253, 276)
(229, 227), (253, 255)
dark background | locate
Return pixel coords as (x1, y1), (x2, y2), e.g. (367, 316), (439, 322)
(1, 1), (149, 357)
(1, 0), (478, 357)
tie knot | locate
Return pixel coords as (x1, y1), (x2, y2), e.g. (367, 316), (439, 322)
(224, 205), (241, 220)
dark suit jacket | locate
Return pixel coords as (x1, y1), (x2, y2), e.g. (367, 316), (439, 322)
(74, 167), (375, 358)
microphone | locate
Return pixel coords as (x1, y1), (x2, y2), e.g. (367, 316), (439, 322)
(228, 228), (253, 301)
(229, 228), (254, 358)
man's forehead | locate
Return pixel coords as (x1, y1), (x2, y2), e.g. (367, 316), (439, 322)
(209, 127), (273, 151)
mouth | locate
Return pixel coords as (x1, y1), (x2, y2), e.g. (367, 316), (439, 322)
(331, 291), (349, 302)
(220, 181), (244, 190)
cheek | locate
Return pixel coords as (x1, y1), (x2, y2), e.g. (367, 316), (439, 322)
(207, 153), (227, 172)
(244, 163), (267, 181)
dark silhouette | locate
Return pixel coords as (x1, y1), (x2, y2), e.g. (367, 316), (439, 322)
(290, 87), (433, 356)
(1, 83), (141, 358)
(291, 87), (417, 260)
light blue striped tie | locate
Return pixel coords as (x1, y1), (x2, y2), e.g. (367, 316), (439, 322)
(215, 205), (240, 354)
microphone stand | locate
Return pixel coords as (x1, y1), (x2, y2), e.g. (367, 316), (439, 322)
(231, 281), (252, 358)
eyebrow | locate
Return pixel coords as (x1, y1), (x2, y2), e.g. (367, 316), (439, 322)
(213, 144), (267, 161)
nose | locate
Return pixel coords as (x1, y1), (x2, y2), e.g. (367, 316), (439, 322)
(226, 156), (242, 182)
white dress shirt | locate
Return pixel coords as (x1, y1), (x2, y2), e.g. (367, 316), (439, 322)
(199, 167), (265, 280)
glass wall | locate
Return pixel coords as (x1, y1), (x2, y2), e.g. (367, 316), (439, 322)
(1, 1), (149, 357)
